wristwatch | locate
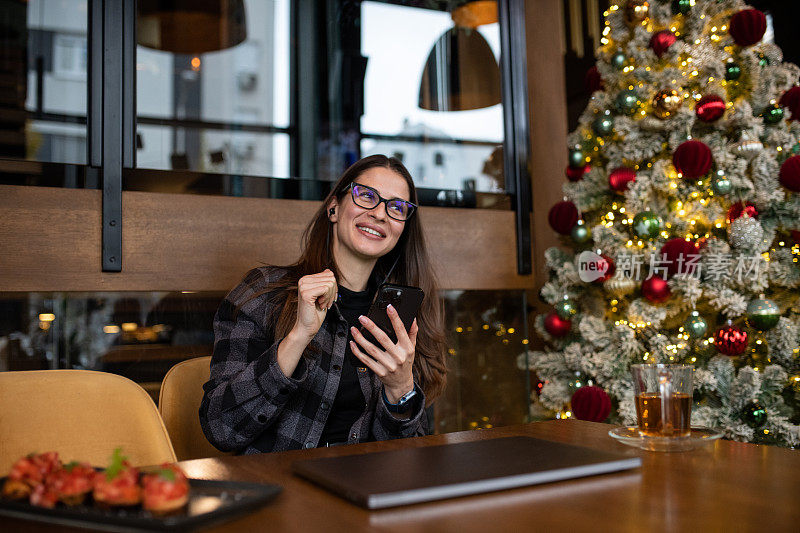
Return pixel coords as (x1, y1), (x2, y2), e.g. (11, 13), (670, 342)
(382, 386), (417, 413)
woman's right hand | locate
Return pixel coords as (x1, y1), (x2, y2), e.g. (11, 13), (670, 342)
(292, 269), (338, 342)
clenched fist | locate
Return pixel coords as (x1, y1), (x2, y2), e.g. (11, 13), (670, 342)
(292, 269), (338, 342)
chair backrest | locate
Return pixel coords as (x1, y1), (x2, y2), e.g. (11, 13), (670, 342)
(159, 356), (227, 461)
(0, 370), (176, 474)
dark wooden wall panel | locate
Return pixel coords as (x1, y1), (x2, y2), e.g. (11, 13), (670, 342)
(0, 185), (534, 292)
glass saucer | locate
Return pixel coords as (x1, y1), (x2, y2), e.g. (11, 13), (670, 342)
(609, 426), (723, 452)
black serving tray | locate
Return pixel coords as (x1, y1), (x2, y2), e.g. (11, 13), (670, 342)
(0, 478), (282, 532)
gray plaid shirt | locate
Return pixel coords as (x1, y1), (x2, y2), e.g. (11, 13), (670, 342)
(199, 266), (427, 454)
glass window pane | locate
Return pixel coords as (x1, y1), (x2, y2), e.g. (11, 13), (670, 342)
(360, 2), (503, 193)
(0, 0), (88, 165)
(1, 289), (529, 433)
(135, 0), (291, 179)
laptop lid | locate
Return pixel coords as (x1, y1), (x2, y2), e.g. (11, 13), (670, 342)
(292, 436), (641, 509)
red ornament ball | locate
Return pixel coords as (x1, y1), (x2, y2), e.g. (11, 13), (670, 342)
(673, 140), (713, 179)
(650, 30), (676, 58)
(779, 155), (800, 192)
(544, 312), (571, 338)
(609, 167), (636, 192)
(571, 386), (612, 423)
(714, 324), (749, 356)
(660, 238), (700, 277)
(729, 8), (767, 47)
(585, 65), (603, 95)
(548, 200), (579, 235)
(727, 201), (758, 223)
(695, 94), (726, 122)
(779, 86), (800, 121)
(566, 164), (591, 182)
(642, 275), (671, 303)
(590, 253), (616, 283)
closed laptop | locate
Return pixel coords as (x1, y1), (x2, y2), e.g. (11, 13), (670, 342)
(292, 436), (641, 509)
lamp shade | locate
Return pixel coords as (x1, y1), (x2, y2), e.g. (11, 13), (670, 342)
(137, 0), (247, 55)
(418, 27), (501, 111)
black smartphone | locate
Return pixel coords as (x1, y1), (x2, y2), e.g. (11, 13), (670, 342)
(360, 283), (424, 345)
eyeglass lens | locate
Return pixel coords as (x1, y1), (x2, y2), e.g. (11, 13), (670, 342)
(351, 184), (414, 220)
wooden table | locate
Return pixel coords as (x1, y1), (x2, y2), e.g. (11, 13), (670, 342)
(6, 420), (799, 531)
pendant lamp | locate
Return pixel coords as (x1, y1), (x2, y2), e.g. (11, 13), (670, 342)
(418, 1), (501, 111)
(137, 0), (247, 55)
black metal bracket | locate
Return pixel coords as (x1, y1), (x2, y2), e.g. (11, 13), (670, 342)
(89, 0), (135, 272)
(499, 0), (533, 276)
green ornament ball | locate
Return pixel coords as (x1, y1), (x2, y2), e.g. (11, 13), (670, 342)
(571, 222), (591, 244)
(746, 297), (780, 330)
(632, 211), (662, 239)
(758, 53), (770, 67)
(724, 62), (741, 81)
(569, 149), (585, 168)
(684, 311), (708, 339)
(712, 177), (732, 196)
(555, 298), (578, 320)
(671, 0), (692, 15)
(763, 105), (784, 125)
(592, 114), (615, 136)
(791, 143), (800, 155)
(610, 52), (627, 70)
(742, 401), (767, 429)
(614, 89), (640, 115)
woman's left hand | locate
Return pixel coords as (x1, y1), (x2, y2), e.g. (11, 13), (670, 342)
(350, 304), (418, 403)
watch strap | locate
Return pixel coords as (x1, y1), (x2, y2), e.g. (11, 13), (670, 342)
(382, 386), (417, 413)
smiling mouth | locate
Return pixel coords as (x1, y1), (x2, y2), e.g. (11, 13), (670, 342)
(356, 225), (386, 238)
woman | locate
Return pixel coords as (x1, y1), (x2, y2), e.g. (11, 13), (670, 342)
(199, 155), (447, 454)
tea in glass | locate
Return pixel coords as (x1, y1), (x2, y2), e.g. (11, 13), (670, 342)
(631, 364), (693, 438)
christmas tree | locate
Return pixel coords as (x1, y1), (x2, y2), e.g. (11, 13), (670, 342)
(520, 0), (800, 446)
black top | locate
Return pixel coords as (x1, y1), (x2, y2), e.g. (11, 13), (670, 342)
(319, 284), (373, 445)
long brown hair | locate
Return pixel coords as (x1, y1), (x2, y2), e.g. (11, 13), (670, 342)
(251, 155), (446, 403)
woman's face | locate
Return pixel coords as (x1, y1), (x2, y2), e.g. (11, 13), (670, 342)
(330, 166), (411, 263)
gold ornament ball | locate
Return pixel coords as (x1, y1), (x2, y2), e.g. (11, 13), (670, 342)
(652, 89), (682, 119)
(624, 0), (650, 26)
(603, 275), (637, 297)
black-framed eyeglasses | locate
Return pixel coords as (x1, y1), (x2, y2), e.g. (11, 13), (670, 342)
(347, 182), (417, 221)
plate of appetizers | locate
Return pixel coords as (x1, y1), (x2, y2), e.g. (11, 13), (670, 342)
(0, 449), (281, 531)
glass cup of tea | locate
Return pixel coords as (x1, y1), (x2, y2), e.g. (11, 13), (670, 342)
(631, 364), (693, 438)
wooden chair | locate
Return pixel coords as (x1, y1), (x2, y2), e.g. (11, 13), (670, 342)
(0, 370), (176, 474)
(159, 356), (228, 461)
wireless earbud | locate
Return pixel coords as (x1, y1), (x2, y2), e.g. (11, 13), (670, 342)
(329, 208), (335, 216)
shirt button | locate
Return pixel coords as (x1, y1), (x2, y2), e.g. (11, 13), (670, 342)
(304, 441), (314, 449)
(257, 414), (267, 423)
(332, 364), (341, 372)
(320, 401), (330, 410)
